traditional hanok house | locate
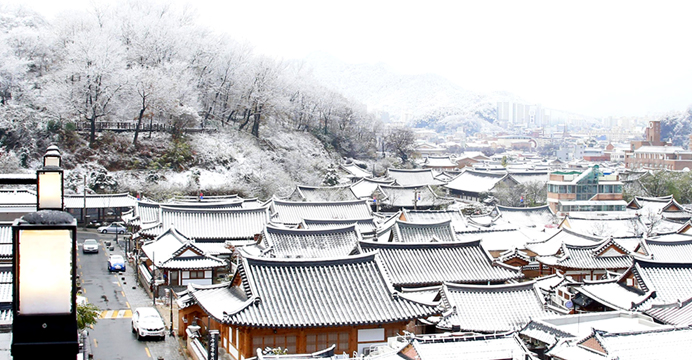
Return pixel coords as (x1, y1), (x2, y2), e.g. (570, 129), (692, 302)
(455, 152), (491, 169)
(385, 168), (445, 187)
(534, 238), (634, 281)
(253, 224), (362, 259)
(286, 185), (358, 202)
(444, 169), (519, 202)
(558, 214), (645, 249)
(519, 311), (668, 358)
(546, 327), (692, 360)
(373, 185), (453, 212)
(125, 199), (246, 234)
(349, 178), (396, 200)
(172, 194), (242, 203)
(140, 227), (227, 289)
(0, 189), (36, 221)
(400, 209), (466, 233)
(65, 193), (138, 226)
(420, 156), (459, 172)
(269, 199), (373, 227)
(360, 241), (522, 290)
(300, 218), (378, 240)
(377, 219), (457, 243)
(390, 332), (533, 360)
(633, 235), (692, 262)
(525, 228), (604, 258)
(571, 259), (692, 314)
(434, 281), (556, 333)
(626, 195), (692, 232)
(176, 253), (439, 358)
(136, 205), (271, 288)
(497, 248), (537, 278)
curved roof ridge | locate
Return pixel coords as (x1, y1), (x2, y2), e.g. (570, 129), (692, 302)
(241, 249), (379, 266)
(266, 223), (358, 234)
(443, 280), (537, 291)
(360, 239), (482, 249)
(272, 198), (369, 206)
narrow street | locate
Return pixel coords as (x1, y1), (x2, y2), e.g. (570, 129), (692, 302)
(77, 231), (186, 360)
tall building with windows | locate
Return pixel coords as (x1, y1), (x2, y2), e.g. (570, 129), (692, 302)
(626, 120), (692, 170)
(547, 166), (625, 215)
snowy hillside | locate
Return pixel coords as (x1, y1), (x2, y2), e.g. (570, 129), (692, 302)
(304, 52), (518, 133)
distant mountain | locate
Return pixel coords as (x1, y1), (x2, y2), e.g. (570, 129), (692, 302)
(304, 52), (520, 134)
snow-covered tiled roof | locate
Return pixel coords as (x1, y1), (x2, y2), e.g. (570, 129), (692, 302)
(422, 156), (458, 168)
(402, 209), (466, 232)
(548, 327), (692, 360)
(575, 280), (651, 311)
(630, 260), (692, 309)
(496, 205), (556, 229)
(360, 240), (522, 287)
(536, 239), (634, 270)
(386, 169), (444, 186)
(350, 178), (396, 199)
(438, 281), (553, 332)
(0, 189), (36, 205)
(411, 333), (529, 360)
(142, 206), (270, 240)
(64, 193), (137, 209)
(507, 171), (549, 185)
(456, 229), (535, 253)
(445, 169), (511, 193)
(560, 214), (646, 239)
(377, 185), (452, 208)
(526, 228), (604, 256)
(389, 220), (457, 243)
(644, 296), (692, 326)
(640, 237), (692, 262)
(260, 224), (361, 259)
(301, 218), (377, 236)
(190, 252), (439, 328)
(340, 163), (372, 178)
(270, 199), (372, 225)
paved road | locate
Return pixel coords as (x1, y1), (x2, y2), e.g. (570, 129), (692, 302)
(77, 231), (187, 360)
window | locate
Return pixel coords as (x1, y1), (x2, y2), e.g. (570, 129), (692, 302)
(306, 332), (349, 353)
(189, 270), (206, 279)
(252, 334), (297, 353)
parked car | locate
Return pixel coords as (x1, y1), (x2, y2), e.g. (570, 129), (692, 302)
(132, 307), (166, 340)
(107, 255), (126, 272)
(82, 239), (99, 254)
(97, 223), (128, 234)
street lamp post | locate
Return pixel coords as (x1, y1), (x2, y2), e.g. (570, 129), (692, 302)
(165, 288), (174, 336)
(12, 147), (78, 360)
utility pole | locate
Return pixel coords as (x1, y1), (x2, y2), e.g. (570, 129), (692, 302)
(152, 251), (156, 306)
(83, 174), (87, 229)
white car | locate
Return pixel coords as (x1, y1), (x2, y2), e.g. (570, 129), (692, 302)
(97, 223), (128, 234)
(132, 307), (166, 340)
(82, 239), (99, 253)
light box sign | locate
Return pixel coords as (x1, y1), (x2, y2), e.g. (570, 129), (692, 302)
(37, 171), (62, 210)
(18, 229), (73, 315)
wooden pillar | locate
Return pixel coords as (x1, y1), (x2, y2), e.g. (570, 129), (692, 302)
(243, 328), (253, 359)
(297, 328), (306, 354)
(349, 326), (358, 355)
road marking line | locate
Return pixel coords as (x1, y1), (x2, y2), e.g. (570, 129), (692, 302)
(83, 288), (87, 294)
(145, 347), (151, 358)
(98, 309), (133, 319)
(121, 291), (125, 297)
(116, 310), (126, 318)
(126, 301), (130, 309)
(93, 338), (98, 348)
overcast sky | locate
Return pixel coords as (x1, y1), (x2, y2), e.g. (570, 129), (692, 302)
(13, 0), (692, 117)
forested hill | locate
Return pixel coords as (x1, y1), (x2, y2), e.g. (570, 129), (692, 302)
(0, 3), (394, 200)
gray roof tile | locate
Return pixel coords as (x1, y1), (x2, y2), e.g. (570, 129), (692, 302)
(360, 240), (522, 287)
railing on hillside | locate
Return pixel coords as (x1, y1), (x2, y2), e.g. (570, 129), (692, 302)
(74, 121), (216, 133)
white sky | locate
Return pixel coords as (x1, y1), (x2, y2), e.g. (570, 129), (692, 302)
(12, 0), (692, 117)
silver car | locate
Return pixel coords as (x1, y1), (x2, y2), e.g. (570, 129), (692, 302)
(97, 223), (128, 234)
(82, 239), (99, 253)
